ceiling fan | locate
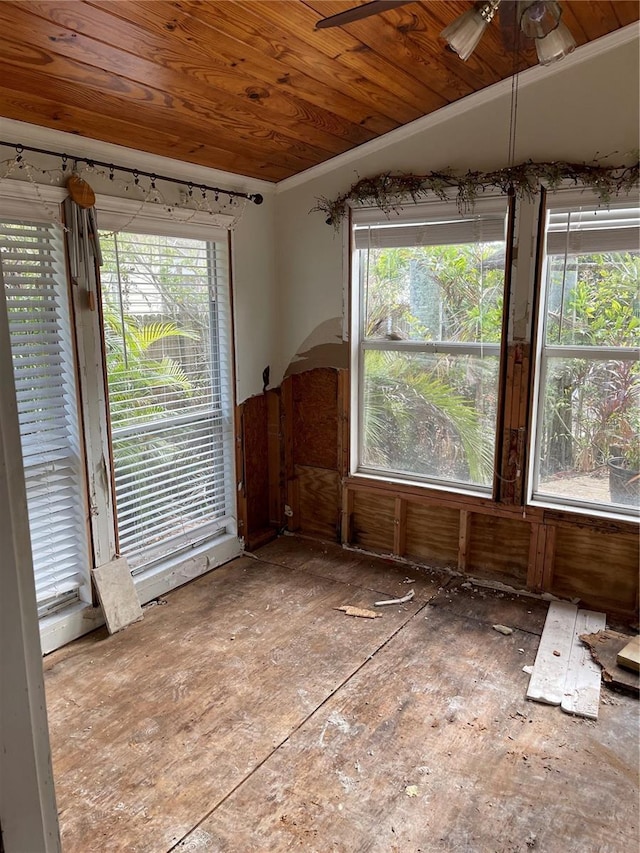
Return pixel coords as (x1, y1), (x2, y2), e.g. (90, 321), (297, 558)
(315, 1), (576, 65)
(315, 0), (415, 29)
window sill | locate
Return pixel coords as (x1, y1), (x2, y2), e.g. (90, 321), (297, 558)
(529, 494), (639, 527)
(352, 469), (492, 501)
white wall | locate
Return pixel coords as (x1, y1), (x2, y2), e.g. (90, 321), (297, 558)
(273, 29), (640, 383)
(0, 117), (278, 404)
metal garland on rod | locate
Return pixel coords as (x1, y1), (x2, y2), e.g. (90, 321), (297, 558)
(0, 139), (264, 207)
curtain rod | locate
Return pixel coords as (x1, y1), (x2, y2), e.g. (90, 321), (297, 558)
(0, 140), (264, 206)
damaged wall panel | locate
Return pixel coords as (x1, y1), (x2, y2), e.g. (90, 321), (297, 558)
(292, 368), (339, 470)
(236, 391), (279, 550)
(352, 490), (395, 554)
(404, 502), (459, 569)
(282, 368), (342, 539)
(467, 514), (530, 588)
(295, 465), (340, 540)
(551, 525), (639, 617)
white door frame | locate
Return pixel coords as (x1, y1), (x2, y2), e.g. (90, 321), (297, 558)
(0, 264), (61, 852)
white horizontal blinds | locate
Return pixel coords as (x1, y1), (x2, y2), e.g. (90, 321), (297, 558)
(356, 197), (508, 347)
(543, 196), (640, 349)
(547, 203), (640, 254)
(353, 198), (507, 249)
(99, 230), (233, 569)
(0, 218), (90, 616)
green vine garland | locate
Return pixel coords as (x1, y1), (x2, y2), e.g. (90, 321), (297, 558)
(314, 160), (639, 227)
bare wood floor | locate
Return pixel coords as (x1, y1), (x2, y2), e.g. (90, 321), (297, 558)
(44, 536), (639, 853)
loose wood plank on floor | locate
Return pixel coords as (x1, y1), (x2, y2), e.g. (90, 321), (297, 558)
(44, 555), (422, 853)
(527, 601), (578, 705)
(561, 609), (606, 720)
(176, 604), (638, 853)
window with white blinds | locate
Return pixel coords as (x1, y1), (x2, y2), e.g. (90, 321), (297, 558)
(0, 218), (91, 616)
(99, 231), (234, 569)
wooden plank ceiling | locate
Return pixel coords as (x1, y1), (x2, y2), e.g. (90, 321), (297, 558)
(0, 1), (636, 182)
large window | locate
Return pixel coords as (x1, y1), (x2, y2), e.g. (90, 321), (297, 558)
(0, 186), (239, 649)
(530, 194), (639, 517)
(0, 217), (91, 616)
(100, 231), (234, 569)
(352, 198), (509, 493)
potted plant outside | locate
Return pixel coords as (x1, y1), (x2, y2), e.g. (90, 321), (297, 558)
(608, 441), (640, 507)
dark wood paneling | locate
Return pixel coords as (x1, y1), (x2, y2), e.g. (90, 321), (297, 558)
(467, 514), (530, 587)
(552, 526), (639, 618)
(292, 368), (339, 470)
(404, 501), (459, 568)
(352, 490), (395, 554)
(237, 393), (275, 549)
(266, 389), (284, 527)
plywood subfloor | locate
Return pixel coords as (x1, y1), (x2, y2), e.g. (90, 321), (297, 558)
(44, 537), (639, 853)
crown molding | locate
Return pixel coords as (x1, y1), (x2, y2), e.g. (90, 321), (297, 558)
(276, 23), (639, 194)
(0, 117), (275, 196)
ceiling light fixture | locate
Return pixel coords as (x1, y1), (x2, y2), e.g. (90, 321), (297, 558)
(519, 0), (561, 38)
(441, 1), (576, 65)
(533, 18), (576, 64)
(440, 1), (501, 62)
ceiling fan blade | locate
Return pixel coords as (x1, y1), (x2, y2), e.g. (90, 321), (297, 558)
(315, 0), (415, 30)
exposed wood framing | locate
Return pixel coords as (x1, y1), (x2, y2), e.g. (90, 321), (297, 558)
(234, 402), (247, 541)
(337, 367), (350, 480)
(269, 367), (638, 619)
(527, 523), (545, 592)
(458, 509), (471, 573)
(235, 392), (279, 549)
(287, 475), (300, 534)
(542, 524), (557, 591)
(393, 497), (407, 557)
(341, 485), (354, 544)
(499, 343), (531, 506)
(343, 476), (638, 617)
(266, 389), (283, 527)
(346, 474), (537, 520)
(280, 376), (296, 532)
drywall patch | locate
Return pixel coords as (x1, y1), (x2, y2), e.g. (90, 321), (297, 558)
(285, 317), (348, 376)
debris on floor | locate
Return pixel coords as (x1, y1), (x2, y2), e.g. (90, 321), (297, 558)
(580, 630), (640, 696)
(374, 589), (415, 606)
(525, 601), (606, 719)
(493, 624), (513, 635)
(336, 606), (381, 619)
(405, 785), (419, 797)
(617, 634), (640, 672)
